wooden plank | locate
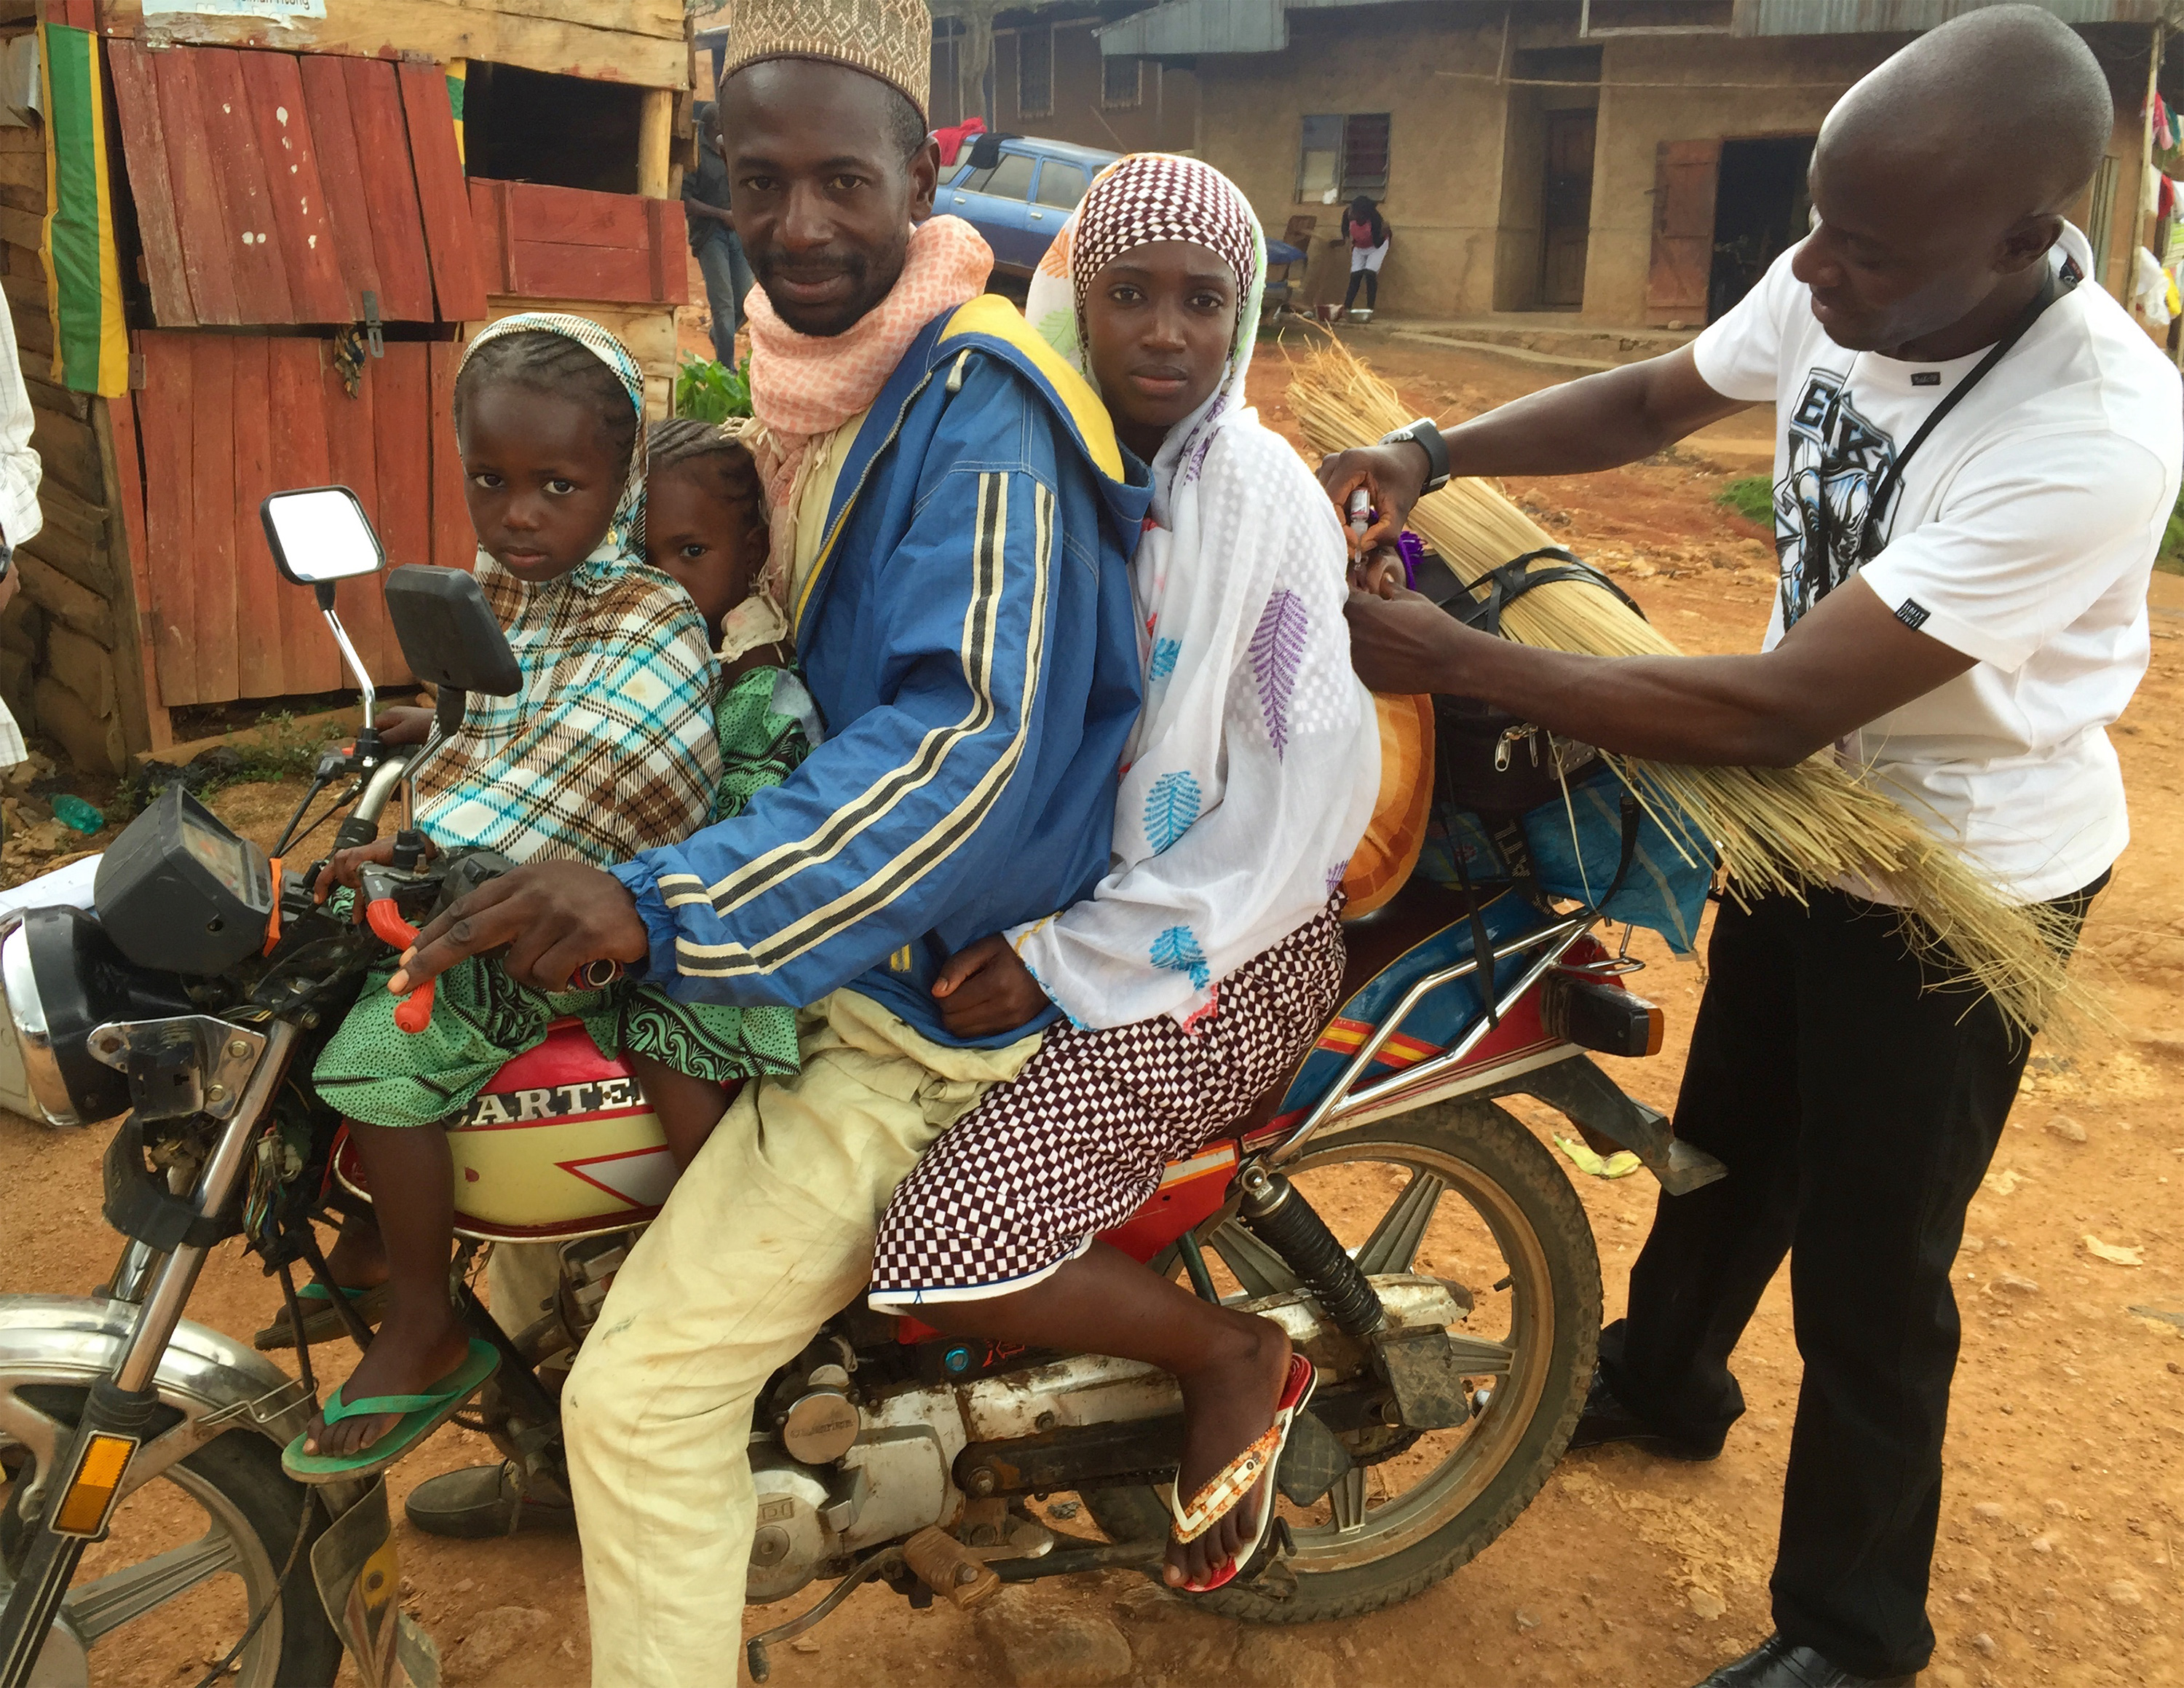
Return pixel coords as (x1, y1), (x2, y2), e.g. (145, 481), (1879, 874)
(226, 336), (281, 698)
(466, 177), (513, 293)
(638, 87), (672, 199)
(321, 342), (401, 683)
(34, 473), (106, 550)
(507, 240), (654, 304)
(447, 0), (686, 39)
(1645, 138), (1720, 326)
(0, 202), (41, 251)
(369, 342), (433, 593)
(14, 299), (51, 358)
(240, 50), (349, 325)
(30, 403), (100, 505)
(0, 123), (40, 154)
(427, 337), (470, 572)
(646, 197), (688, 304)
(341, 58), (435, 322)
(488, 178), (650, 250)
(297, 52), (382, 323)
(0, 151), (40, 192)
(396, 61), (487, 323)
(19, 526), (111, 596)
(24, 374), (89, 422)
(97, 392), (171, 754)
(193, 48), (294, 324)
(104, 39), (194, 327)
(0, 268), (42, 314)
(189, 335), (239, 702)
(104, 1), (692, 87)
(18, 552), (110, 644)
(133, 336), (197, 704)
(269, 339), (341, 693)
(151, 47), (240, 326)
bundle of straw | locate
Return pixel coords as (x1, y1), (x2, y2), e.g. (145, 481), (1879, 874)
(1289, 341), (2089, 1038)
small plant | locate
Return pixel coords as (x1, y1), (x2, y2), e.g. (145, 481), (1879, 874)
(1716, 475), (1774, 526)
(2159, 483), (2184, 575)
(675, 353), (753, 423)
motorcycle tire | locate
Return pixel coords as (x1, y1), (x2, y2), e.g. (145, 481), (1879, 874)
(1, 1386), (342, 1688)
(1083, 1097), (1602, 1624)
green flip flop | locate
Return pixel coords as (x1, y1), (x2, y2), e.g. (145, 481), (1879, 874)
(253, 1280), (390, 1352)
(282, 1338), (501, 1484)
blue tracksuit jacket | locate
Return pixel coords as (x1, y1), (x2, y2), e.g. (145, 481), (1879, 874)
(612, 295), (1150, 1047)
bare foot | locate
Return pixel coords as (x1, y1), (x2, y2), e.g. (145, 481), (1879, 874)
(301, 1302), (470, 1460)
(1165, 1312), (1295, 1591)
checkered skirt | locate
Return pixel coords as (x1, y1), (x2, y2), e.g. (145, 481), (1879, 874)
(868, 905), (1345, 1306)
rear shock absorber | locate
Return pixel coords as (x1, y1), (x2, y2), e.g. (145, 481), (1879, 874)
(1235, 1161), (1384, 1338)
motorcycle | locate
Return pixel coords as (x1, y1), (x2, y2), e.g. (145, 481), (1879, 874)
(0, 487), (1723, 1688)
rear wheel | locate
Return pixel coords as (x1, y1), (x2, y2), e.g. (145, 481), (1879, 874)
(1, 1382), (341, 1688)
(1083, 1096), (1601, 1623)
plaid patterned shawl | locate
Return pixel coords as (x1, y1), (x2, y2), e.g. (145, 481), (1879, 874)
(414, 312), (724, 864)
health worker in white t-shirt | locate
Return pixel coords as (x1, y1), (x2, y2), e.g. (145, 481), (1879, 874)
(1321, 12), (2179, 1688)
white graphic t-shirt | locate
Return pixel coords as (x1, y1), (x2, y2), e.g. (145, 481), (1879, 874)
(1693, 225), (2183, 904)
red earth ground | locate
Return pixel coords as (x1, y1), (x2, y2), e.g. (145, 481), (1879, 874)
(4, 324), (2183, 1687)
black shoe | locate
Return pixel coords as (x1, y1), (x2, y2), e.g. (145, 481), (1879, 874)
(403, 1462), (576, 1539)
(1692, 1634), (1913, 1688)
(1564, 1364), (1725, 1462)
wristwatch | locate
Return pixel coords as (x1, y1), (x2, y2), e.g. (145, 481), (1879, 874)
(1379, 417), (1451, 493)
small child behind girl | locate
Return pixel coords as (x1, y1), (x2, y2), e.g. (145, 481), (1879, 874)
(289, 315), (795, 1478)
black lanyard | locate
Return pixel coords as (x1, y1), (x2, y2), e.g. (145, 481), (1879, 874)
(1811, 263), (2079, 590)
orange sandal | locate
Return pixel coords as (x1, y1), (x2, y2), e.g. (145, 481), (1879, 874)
(1168, 1353), (1317, 1593)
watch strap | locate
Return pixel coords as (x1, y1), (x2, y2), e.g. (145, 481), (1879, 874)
(1380, 417), (1450, 493)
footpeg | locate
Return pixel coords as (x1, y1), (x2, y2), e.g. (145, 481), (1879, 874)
(902, 1525), (1001, 1610)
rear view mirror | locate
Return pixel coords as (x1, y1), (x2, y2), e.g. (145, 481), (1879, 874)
(383, 565), (522, 698)
(260, 487), (384, 585)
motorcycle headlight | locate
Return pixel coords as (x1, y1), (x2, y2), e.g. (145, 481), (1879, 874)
(1, 906), (191, 1128)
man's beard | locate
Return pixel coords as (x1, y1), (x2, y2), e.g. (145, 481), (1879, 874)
(751, 237), (908, 337)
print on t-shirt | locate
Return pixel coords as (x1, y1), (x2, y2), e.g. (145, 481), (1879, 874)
(1775, 370), (1899, 631)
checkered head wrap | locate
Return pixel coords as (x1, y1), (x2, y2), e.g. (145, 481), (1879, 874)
(459, 311), (649, 564)
(1026, 154), (1267, 404)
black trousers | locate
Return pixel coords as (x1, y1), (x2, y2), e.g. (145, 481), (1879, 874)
(1597, 880), (2100, 1679)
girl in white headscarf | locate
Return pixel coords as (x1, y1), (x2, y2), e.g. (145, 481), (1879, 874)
(868, 157), (1380, 1593)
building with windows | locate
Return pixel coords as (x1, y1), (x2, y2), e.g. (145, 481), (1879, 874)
(929, 0), (2177, 329)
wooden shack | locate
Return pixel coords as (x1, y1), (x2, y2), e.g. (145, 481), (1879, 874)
(0, 0), (697, 772)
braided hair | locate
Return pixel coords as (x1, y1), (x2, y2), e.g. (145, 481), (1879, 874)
(454, 328), (640, 480)
(647, 417), (765, 517)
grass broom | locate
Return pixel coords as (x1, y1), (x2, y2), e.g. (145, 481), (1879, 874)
(1286, 340), (2091, 1039)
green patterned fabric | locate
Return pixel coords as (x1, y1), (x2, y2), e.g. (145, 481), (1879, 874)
(313, 666), (810, 1129)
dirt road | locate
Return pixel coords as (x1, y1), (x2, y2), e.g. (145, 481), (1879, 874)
(4, 331), (2182, 1688)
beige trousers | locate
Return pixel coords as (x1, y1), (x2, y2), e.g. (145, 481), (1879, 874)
(561, 990), (1040, 1688)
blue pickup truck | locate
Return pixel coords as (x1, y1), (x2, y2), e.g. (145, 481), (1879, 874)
(942, 135), (1304, 320)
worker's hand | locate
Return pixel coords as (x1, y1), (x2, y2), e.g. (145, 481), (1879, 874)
(373, 705), (436, 747)
(390, 859), (649, 995)
(1318, 440), (1431, 558)
(1344, 587), (1467, 695)
(1348, 548), (1406, 599)
(930, 934), (1050, 1039)
(317, 837), (403, 903)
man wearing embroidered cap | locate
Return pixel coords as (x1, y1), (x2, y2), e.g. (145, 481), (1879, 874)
(388, 0), (1150, 1676)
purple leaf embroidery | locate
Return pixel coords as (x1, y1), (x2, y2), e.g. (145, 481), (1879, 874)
(1181, 395), (1226, 485)
(1249, 588), (1309, 758)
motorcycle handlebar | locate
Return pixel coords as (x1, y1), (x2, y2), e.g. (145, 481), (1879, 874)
(363, 896), (622, 1033)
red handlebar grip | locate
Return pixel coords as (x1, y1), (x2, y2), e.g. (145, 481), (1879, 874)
(393, 979), (436, 1034)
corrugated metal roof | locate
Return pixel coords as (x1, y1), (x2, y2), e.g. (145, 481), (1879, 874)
(1095, 0), (1423, 56)
(1732, 0), (2161, 33)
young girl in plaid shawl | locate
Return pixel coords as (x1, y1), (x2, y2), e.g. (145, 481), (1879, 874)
(289, 315), (804, 1475)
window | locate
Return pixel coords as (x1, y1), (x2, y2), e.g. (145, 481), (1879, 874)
(1101, 53), (1142, 109)
(1018, 20), (1053, 118)
(1035, 160), (1086, 209)
(929, 30), (962, 130)
(1298, 111), (1393, 200)
(972, 151), (1037, 202)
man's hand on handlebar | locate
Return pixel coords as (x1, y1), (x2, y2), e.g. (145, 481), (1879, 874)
(314, 835), (440, 903)
(388, 859), (649, 995)
(930, 934), (1051, 1039)
(1318, 439), (1431, 559)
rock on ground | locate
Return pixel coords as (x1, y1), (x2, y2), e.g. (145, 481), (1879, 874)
(446, 1604), (548, 1681)
(977, 1587), (1134, 1688)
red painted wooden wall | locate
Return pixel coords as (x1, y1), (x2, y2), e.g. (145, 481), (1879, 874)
(131, 332), (470, 706)
(470, 179), (689, 307)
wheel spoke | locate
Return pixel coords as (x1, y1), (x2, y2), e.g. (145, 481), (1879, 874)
(1327, 1466), (1369, 1536)
(1353, 1169), (1445, 1276)
(64, 1531), (240, 1641)
(1203, 1220), (1299, 1299)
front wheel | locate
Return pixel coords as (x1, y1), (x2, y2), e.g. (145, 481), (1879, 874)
(1, 1385), (341, 1688)
(1084, 1096), (1602, 1623)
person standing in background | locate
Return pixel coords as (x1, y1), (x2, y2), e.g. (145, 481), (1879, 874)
(0, 287), (42, 768)
(1341, 195), (1390, 321)
(683, 101), (756, 368)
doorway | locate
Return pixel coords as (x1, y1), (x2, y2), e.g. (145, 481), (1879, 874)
(1540, 109), (1596, 309)
(1707, 135), (1815, 320)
